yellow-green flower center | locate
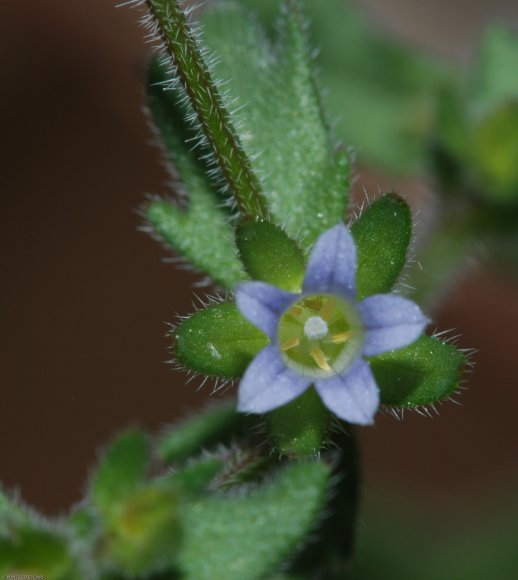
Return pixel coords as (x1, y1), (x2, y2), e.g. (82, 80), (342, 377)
(278, 294), (364, 378)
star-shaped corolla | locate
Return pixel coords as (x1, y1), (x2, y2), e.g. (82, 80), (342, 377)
(235, 223), (429, 425)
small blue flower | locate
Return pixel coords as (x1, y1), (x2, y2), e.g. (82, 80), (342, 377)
(235, 223), (429, 425)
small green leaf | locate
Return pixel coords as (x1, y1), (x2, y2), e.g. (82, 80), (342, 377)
(174, 302), (268, 377)
(236, 219), (305, 291)
(352, 194), (412, 300)
(101, 481), (182, 576)
(91, 429), (150, 515)
(146, 60), (246, 289)
(267, 387), (330, 457)
(179, 461), (330, 580)
(159, 402), (242, 464)
(369, 335), (466, 407)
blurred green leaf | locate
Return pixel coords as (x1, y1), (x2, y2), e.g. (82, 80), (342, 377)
(468, 102), (518, 204)
(0, 523), (82, 579)
(471, 27), (518, 116)
(158, 402), (242, 464)
(101, 481), (182, 576)
(236, 219), (306, 291)
(169, 459), (223, 496)
(352, 194), (412, 300)
(236, 0), (448, 174)
(179, 461), (330, 580)
(174, 301), (268, 377)
(91, 429), (150, 516)
(202, 2), (350, 247)
(69, 505), (99, 542)
(146, 60), (246, 289)
(369, 335), (466, 407)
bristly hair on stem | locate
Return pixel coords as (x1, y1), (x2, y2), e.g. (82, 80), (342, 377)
(143, 0), (268, 219)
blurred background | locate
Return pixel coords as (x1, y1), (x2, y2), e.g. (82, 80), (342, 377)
(1, 0), (517, 575)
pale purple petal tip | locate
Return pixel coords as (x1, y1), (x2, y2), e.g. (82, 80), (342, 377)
(303, 223), (356, 298)
(315, 359), (379, 425)
(237, 345), (311, 414)
(236, 281), (297, 339)
(358, 294), (429, 356)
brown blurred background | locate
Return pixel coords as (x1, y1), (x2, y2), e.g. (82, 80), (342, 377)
(1, 0), (517, 521)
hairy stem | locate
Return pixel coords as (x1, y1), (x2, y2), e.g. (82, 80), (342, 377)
(145, 0), (267, 217)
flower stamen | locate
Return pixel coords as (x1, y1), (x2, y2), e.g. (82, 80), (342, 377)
(289, 306), (303, 318)
(310, 347), (331, 371)
(329, 331), (352, 344)
(277, 293), (365, 378)
(319, 298), (335, 321)
(281, 336), (300, 351)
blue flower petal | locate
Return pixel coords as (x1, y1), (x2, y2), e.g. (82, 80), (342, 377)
(303, 223), (356, 298)
(237, 345), (312, 414)
(357, 294), (429, 356)
(236, 281), (297, 339)
(315, 359), (379, 425)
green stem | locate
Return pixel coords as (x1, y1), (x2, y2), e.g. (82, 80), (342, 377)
(145, 0), (267, 218)
(290, 426), (360, 576)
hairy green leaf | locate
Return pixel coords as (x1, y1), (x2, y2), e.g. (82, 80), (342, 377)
(179, 461), (330, 580)
(369, 335), (466, 407)
(202, 2), (350, 248)
(236, 219), (306, 291)
(146, 60), (246, 289)
(352, 194), (412, 300)
(174, 302), (268, 377)
(236, 0), (449, 174)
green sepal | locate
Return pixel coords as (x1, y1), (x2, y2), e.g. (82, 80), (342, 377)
(236, 219), (306, 291)
(174, 302), (268, 377)
(267, 387), (330, 457)
(369, 335), (466, 407)
(158, 402), (242, 464)
(91, 429), (150, 516)
(100, 480), (182, 576)
(178, 461), (330, 580)
(352, 193), (412, 300)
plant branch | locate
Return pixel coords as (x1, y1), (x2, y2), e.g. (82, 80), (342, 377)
(145, 0), (267, 218)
